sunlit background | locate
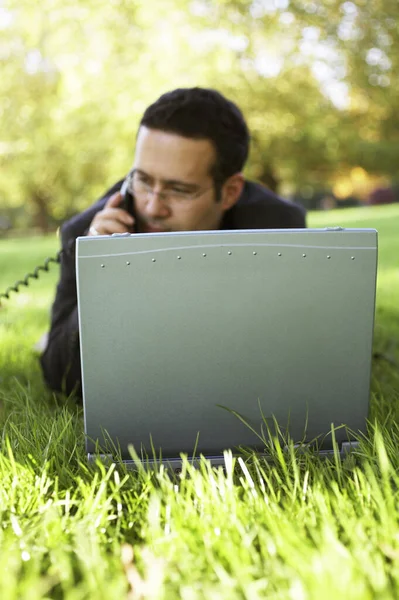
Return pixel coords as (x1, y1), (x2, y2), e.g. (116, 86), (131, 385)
(1, 0), (398, 231)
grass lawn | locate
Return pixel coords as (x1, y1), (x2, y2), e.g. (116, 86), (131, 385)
(0, 204), (398, 599)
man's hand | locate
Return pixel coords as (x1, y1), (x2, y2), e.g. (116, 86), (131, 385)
(87, 192), (135, 236)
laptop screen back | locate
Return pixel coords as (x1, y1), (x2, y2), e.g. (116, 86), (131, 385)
(76, 229), (377, 459)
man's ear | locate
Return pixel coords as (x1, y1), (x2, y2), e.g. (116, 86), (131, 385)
(220, 173), (245, 211)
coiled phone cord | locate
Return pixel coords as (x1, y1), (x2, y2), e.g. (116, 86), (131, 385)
(0, 236), (78, 307)
(0, 252), (62, 306)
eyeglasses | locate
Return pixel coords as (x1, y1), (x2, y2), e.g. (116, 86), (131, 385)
(126, 169), (214, 203)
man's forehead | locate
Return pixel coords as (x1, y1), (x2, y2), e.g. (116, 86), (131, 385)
(133, 126), (216, 180)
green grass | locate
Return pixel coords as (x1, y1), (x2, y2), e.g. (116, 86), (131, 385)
(0, 205), (399, 599)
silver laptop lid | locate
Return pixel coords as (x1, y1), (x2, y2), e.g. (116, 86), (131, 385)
(76, 228), (377, 460)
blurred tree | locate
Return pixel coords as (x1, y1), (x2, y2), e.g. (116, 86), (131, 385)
(0, 0), (398, 229)
(288, 0), (399, 177)
(0, 1), (144, 228)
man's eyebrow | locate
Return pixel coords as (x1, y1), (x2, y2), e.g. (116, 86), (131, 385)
(135, 169), (198, 190)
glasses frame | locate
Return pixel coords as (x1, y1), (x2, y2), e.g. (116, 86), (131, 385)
(126, 169), (215, 204)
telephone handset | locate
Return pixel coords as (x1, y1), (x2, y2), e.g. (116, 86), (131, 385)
(119, 177), (135, 219)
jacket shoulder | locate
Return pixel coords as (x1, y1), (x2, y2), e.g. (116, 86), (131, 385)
(225, 180), (306, 229)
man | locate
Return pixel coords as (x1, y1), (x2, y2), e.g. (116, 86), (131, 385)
(40, 87), (306, 397)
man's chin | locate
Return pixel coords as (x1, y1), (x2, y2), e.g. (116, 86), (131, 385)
(141, 223), (168, 234)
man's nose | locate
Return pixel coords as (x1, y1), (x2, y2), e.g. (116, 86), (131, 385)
(144, 191), (170, 217)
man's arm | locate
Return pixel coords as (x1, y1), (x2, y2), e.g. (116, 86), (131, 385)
(40, 227), (82, 397)
(40, 179), (126, 397)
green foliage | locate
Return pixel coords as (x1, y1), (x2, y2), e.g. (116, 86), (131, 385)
(1, 0), (399, 228)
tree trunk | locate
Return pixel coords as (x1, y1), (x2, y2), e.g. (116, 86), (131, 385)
(258, 167), (279, 193)
(31, 190), (51, 233)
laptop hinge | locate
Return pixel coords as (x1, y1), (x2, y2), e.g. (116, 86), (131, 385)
(283, 440), (360, 458)
(87, 453), (228, 472)
(88, 453), (113, 465)
(341, 441), (360, 455)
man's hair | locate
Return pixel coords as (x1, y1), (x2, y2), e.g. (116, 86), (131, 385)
(140, 87), (250, 186)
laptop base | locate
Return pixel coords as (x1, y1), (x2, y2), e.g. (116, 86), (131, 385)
(88, 441), (360, 473)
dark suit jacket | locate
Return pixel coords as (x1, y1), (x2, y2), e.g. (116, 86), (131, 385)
(40, 179), (306, 397)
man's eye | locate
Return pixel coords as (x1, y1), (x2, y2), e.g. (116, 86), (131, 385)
(171, 187), (193, 196)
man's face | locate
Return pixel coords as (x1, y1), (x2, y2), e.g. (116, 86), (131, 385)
(132, 126), (235, 233)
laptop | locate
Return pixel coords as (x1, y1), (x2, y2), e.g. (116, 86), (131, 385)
(76, 228), (378, 470)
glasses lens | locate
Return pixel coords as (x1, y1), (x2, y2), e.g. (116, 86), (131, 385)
(131, 172), (149, 196)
